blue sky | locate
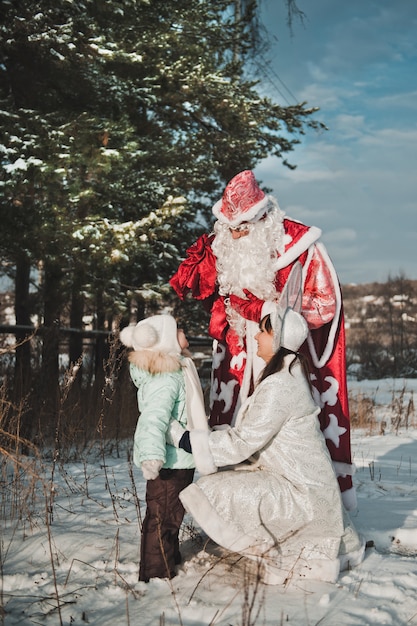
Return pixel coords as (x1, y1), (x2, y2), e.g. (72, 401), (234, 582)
(254, 0), (417, 285)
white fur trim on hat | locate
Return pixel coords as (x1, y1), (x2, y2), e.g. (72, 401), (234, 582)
(212, 195), (270, 227)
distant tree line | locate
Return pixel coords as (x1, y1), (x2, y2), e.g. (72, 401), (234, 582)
(343, 274), (417, 380)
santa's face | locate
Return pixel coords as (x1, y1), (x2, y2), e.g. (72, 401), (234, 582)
(229, 224), (250, 239)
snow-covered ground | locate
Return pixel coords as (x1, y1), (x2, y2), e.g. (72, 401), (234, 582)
(2, 378), (417, 626)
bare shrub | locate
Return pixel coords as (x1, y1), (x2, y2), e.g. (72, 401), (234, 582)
(349, 384), (416, 435)
(0, 330), (139, 461)
(391, 388), (416, 433)
(348, 392), (377, 434)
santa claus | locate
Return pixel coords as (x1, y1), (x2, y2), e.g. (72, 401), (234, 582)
(170, 170), (356, 510)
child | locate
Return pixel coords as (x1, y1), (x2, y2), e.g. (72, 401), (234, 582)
(120, 314), (207, 582)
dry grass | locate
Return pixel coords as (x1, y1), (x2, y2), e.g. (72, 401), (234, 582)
(348, 392), (379, 434)
(348, 386), (416, 434)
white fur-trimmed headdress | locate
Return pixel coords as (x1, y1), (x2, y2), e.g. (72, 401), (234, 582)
(119, 314), (181, 354)
(273, 307), (309, 353)
(263, 261), (309, 353)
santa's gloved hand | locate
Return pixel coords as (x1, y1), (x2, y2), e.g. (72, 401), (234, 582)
(141, 459), (163, 481)
(179, 431), (192, 454)
(228, 290), (264, 322)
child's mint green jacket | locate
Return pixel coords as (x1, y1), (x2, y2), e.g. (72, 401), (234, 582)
(128, 349), (195, 470)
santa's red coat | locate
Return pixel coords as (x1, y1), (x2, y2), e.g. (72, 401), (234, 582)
(170, 218), (356, 509)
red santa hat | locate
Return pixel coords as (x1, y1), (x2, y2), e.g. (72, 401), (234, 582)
(212, 170), (270, 227)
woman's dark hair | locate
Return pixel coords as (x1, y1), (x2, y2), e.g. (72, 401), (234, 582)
(258, 315), (313, 391)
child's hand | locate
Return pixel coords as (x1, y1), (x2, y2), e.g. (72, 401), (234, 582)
(141, 459), (163, 480)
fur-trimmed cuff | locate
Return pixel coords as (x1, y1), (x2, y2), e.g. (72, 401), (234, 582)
(333, 461), (356, 477)
(190, 429), (218, 475)
(340, 486), (357, 512)
(261, 301), (276, 318)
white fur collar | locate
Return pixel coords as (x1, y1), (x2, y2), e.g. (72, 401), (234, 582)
(128, 349), (182, 375)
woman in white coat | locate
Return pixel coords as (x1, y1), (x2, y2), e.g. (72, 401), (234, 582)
(177, 307), (364, 585)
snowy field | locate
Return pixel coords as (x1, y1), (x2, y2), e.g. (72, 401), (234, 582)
(2, 378), (417, 626)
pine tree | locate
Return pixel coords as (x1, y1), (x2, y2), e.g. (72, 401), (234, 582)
(0, 0), (324, 420)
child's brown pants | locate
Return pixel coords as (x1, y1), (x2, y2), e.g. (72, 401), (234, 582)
(139, 468), (195, 582)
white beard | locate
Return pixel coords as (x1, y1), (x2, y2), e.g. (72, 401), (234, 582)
(212, 205), (286, 339)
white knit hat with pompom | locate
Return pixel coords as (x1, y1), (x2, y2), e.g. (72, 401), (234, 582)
(119, 314), (181, 354)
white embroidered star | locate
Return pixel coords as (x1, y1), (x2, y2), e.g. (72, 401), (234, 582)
(212, 342), (226, 370)
(217, 380), (239, 414)
(321, 376), (339, 407)
(230, 350), (246, 371)
(323, 413), (347, 448)
(310, 375), (339, 408)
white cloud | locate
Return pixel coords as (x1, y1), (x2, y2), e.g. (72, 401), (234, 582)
(324, 228), (358, 244)
(375, 90), (417, 110)
(358, 127), (417, 148)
